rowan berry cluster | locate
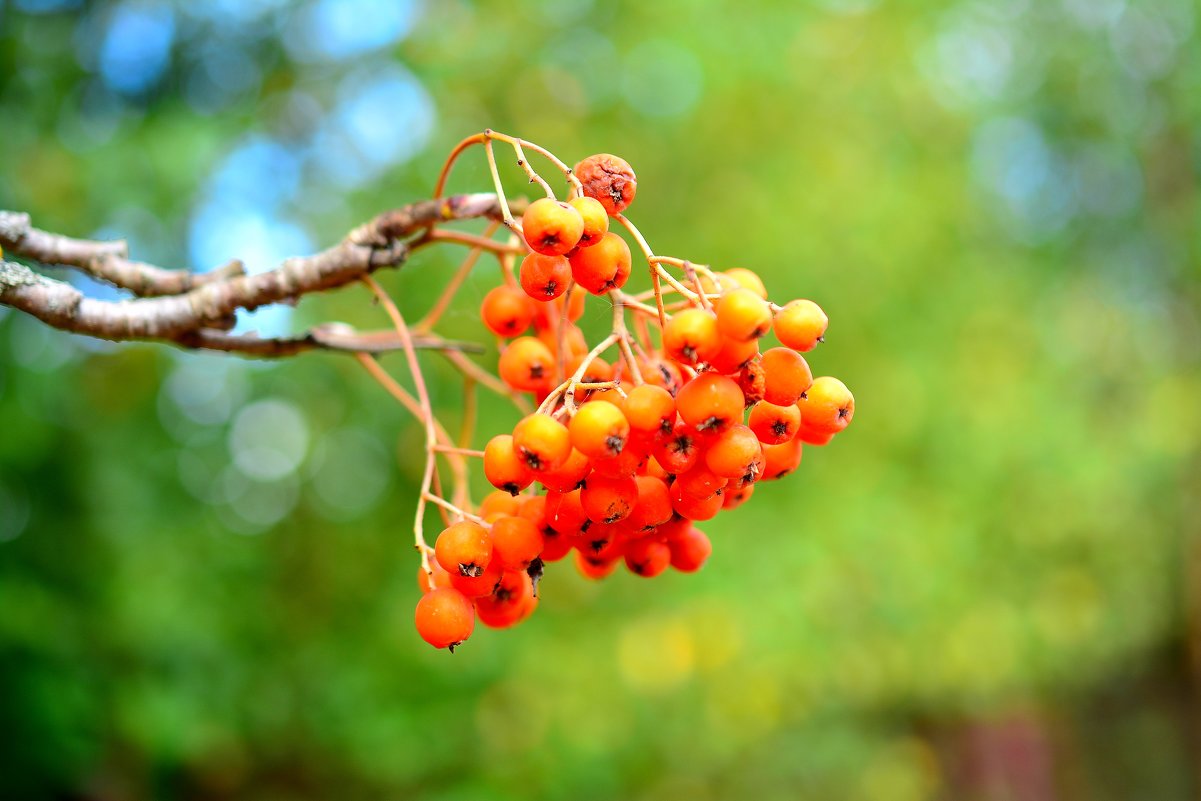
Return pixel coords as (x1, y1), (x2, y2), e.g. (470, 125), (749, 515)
(393, 135), (854, 652)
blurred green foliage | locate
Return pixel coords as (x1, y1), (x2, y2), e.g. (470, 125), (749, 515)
(1, 0), (1199, 799)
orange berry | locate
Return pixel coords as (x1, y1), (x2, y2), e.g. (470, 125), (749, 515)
(581, 473), (638, 524)
(716, 288), (772, 342)
(519, 253), (572, 300)
(676, 463), (728, 500)
(574, 549), (619, 580)
(417, 560), (453, 593)
(522, 197), (584, 256)
(736, 354), (766, 405)
(512, 413), (571, 473)
(722, 268), (767, 299)
(479, 489), (521, 518)
(568, 231), (631, 295)
(532, 288), (586, 330)
(434, 520), (493, 578)
(669, 480), (723, 521)
(569, 195), (609, 246)
(723, 482), (754, 509)
(761, 437), (803, 480)
(577, 521), (621, 560)
(662, 308), (721, 365)
(797, 376), (854, 434)
(705, 424), (765, 482)
(540, 322), (588, 365)
(621, 355), (683, 395)
(490, 515), (545, 571)
(475, 570), (537, 629)
(449, 555), (503, 597)
(539, 448), (591, 493)
(624, 537), (671, 578)
(548, 488), (590, 539)
(709, 337), (760, 375)
(483, 434), (534, 495)
(415, 587), (475, 650)
(675, 373), (745, 432)
(574, 153), (637, 215)
(567, 356), (614, 403)
(669, 526), (712, 572)
(653, 421), (703, 474)
(498, 336), (555, 393)
(774, 299), (828, 352)
(569, 400), (630, 459)
(621, 384), (676, 435)
(625, 475), (674, 532)
(798, 424), (836, 446)
(590, 438), (650, 478)
(481, 285), (535, 337)
(748, 401), (801, 445)
(761, 347), (813, 406)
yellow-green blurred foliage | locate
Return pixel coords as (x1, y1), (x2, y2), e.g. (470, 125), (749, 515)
(1, 1), (1198, 799)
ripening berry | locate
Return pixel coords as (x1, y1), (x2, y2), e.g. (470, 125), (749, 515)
(624, 537), (671, 578)
(625, 475), (674, 532)
(568, 356), (615, 403)
(569, 400), (630, 459)
(716, 287), (772, 342)
(675, 373), (745, 432)
(760, 347), (813, 406)
(669, 526), (712, 572)
(575, 549), (619, 580)
(549, 488), (591, 539)
(568, 231), (632, 295)
(570, 195), (609, 246)
(590, 438), (649, 478)
(653, 421), (703, 474)
(483, 434), (534, 495)
(541, 321), (589, 365)
(797, 376), (854, 434)
(540, 447), (591, 493)
(532, 287), (586, 332)
(481, 285), (535, 337)
(577, 521), (621, 560)
(669, 480), (724, 521)
(522, 197), (584, 256)
(512, 413), (571, 473)
(709, 337), (760, 375)
(475, 569), (538, 629)
(663, 308), (721, 365)
(722, 482), (754, 509)
(761, 436), (803, 480)
(519, 253), (572, 301)
(581, 473), (638, 524)
(415, 587), (475, 650)
(574, 153), (637, 215)
(676, 463), (728, 500)
(479, 490), (521, 519)
(774, 299), (828, 352)
(797, 424), (835, 446)
(736, 355), (766, 405)
(491, 515), (544, 571)
(722, 268), (767, 299)
(449, 555), (503, 597)
(498, 336), (555, 392)
(417, 560), (454, 593)
(434, 520), (493, 578)
(621, 384), (676, 435)
(705, 424), (765, 482)
(748, 401), (801, 445)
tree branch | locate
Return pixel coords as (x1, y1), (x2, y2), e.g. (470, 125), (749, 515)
(0, 193), (524, 357)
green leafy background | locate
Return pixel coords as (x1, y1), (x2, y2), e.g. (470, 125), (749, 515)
(1, 1), (1198, 798)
